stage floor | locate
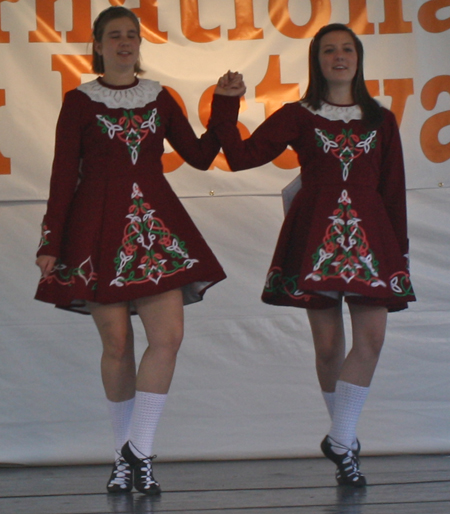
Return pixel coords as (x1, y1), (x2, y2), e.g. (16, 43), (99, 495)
(1, 454), (449, 513)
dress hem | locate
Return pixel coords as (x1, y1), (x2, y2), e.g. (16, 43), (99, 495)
(35, 274), (226, 315)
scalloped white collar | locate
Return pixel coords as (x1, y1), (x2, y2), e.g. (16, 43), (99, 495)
(77, 78), (163, 109)
(301, 101), (362, 123)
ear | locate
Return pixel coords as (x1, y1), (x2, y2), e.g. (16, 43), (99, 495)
(94, 40), (102, 56)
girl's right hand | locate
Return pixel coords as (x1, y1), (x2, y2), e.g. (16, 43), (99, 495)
(36, 255), (57, 278)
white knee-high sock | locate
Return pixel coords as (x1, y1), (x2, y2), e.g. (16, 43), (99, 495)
(129, 391), (167, 458)
(107, 397), (135, 458)
(322, 389), (358, 451)
(322, 391), (335, 420)
(328, 380), (369, 453)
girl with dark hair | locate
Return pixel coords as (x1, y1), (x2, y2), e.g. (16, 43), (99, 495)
(35, 6), (226, 495)
(303, 23), (383, 129)
(211, 24), (415, 487)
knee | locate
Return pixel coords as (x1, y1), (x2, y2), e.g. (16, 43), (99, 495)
(316, 342), (343, 367)
(164, 325), (184, 356)
(150, 323), (184, 357)
(354, 332), (385, 362)
(102, 331), (133, 362)
(366, 334), (385, 359)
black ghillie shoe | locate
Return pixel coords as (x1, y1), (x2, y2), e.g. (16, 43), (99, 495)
(121, 442), (162, 496)
(107, 454), (133, 493)
(340, 438), (361, 482)
(321, 435), (366, 488)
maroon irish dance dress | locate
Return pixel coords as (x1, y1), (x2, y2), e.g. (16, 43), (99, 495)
(210, 96), (415, 312)
(35, 78), (226, 314)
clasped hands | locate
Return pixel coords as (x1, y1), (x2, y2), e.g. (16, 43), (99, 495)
(215, 71), (246, 97)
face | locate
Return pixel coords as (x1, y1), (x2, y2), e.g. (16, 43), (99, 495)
(94, 16), (141, 74)
(318, 31), (358, 88)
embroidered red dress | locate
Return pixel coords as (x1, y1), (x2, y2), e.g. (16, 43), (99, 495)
(210, 96), (415, 312)
(35, 78), (226, 314)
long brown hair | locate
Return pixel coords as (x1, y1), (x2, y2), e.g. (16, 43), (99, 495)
(302, 23), (383, 129)
(92, 6), (144, 75)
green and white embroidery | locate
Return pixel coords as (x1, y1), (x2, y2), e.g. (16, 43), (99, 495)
(97, 109), (160, 164)
(111, 183), (199, 287)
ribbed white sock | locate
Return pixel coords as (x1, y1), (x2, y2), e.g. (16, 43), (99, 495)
(129, 391), (167, 458)
(107, 397), (135, 458)
(328, 380), (369, 453)
(322, 389), (359, 452)
(322, 391), (335, 419)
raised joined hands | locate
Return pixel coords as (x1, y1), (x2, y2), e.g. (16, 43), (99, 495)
(215, 71), (246, 97)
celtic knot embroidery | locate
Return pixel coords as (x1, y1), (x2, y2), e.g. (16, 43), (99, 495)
(110, 183), (199, 287)
(390, 271), (414, 297)
(315, 128), (377, 181)
(306, 189), (386, 288)
(97, 109), (160, 165)
(38, 223), (51, 250)
(38, 256), (98, 289)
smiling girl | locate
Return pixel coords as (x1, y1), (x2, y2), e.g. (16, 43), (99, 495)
(35, 6), (226, 495)
(212, 23), (415, 487)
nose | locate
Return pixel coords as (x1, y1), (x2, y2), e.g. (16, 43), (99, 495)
(117, 34), (129, 45)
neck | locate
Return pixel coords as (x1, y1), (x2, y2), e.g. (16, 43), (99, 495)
(101, 70), (136, 87)
(325, 84), (354, 105)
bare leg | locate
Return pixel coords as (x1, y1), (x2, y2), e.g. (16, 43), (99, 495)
(319, 303), (388, 486)
(89, 301), (136, 402)
(118, 289), (184, 495)
(123, 289), (184, 457)
(133, 288), (184, 394)
(89, 291), (183, 495)
(309, 302), (388, 480)
(340, 303), (387, 387)
(307, 303), (346, 393)
(88, 301), (137, 492)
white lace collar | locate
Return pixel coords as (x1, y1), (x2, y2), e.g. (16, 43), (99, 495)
(78, 78), (163, 109)
(301, 101), (362, 123)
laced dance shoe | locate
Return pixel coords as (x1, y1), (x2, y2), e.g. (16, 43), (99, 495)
(121, 441), (162, 496)
(321, 435), (367, 487)
(335, 438), (362, 484)
(107, 454), (133, 493)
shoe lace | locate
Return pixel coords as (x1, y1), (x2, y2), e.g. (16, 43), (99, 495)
(109, 456), (131, 487)
(339, 452), (364, 482)
(139, 455), (159, 489)
(327, 437), (364, 483)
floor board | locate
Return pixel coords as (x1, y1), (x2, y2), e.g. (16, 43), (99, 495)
(1, 454), (449, 513)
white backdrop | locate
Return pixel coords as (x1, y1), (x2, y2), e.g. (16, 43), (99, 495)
(0, 0), (449, 465)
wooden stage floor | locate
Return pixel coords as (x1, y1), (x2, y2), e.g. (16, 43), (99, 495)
(1, 454), (449, 513)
